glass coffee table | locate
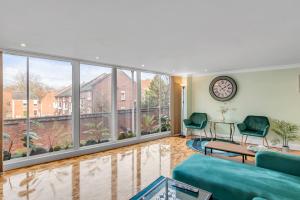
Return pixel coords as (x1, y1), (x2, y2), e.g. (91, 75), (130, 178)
(130, 176), (212, 200)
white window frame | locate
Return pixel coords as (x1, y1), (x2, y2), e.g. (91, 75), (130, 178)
(2, 49), (171, 171)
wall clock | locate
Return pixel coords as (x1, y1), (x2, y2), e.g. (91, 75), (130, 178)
(209, 76), (237, 101)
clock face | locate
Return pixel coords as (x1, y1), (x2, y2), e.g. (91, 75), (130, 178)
(209, 76), (237, 101)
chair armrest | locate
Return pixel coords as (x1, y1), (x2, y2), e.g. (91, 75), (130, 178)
(256, 151), (300, 177)
(199, 119), (207, 129)
(262, 125), (270, 136)
(237, 123), (246, 131)
(183, 119), (192, 126)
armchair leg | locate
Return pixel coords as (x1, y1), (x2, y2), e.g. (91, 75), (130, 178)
(204, 129), (208, 138)
(241, 135), (244, 145)
(244, 136), (248, 144)
(264, 137), (269, 148)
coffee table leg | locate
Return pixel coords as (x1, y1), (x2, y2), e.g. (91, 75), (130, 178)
(204, 147), (207, 155)
(210, 148), (213, 154)
(242, 155), (245, 163)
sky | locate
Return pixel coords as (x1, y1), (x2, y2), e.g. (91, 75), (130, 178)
(3, 54), (165, 91)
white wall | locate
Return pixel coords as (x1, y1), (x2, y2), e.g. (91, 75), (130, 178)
(189, 67), (300, 147)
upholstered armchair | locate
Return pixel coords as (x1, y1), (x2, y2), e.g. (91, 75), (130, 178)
(183, 113), (208, 138)
(237, 115), (270, 147)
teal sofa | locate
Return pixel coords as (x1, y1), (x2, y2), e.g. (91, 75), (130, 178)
(173, 151), (300, 200)
(183, 112), (208, 138)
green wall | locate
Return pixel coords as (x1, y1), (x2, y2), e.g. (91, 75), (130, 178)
(189, 67), (300, 146)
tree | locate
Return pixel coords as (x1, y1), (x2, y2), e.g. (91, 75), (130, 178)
(142, 75), (170, 108)
(14, 72), (51, 100)
(83, 121), (110, 144)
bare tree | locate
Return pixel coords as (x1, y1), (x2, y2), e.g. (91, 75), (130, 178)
(14, 72), (52, 100)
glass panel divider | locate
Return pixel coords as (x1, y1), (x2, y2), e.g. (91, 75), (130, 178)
(26, 56), (30, 157)
(136, 71), (141, 138)
(72, 60), (80, 150)
(159, 75), (161, 133)
(111, 68), (117, 142)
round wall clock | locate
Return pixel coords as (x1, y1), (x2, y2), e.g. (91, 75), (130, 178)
(209, 76), (237, 101)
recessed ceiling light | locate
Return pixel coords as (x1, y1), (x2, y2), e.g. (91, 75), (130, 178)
(20, 43), (26, 47)
(141, 64), (145, 67)
(95, 56), (100, 60)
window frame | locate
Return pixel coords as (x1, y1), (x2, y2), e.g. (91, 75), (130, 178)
(2, 50), (171, 171)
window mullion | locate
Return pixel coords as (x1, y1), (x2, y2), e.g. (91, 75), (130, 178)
(72, 60), (80, 149)
(111, 68), (117, 141)
(26, 56), (30, 157)
(136, 71), (141, 138)
(159, 75), (161, 133)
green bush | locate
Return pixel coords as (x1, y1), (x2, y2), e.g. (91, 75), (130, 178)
(53, 146), (62, 151)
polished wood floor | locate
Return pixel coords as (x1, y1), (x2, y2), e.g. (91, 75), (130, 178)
(0, 136), (271, 200)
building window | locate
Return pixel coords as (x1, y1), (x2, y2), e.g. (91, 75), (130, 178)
(22, 100), (27, 107)
(120, 91), (126, 101)
(33, 100), (38, 106)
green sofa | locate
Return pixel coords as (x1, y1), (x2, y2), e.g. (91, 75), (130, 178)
(173, 151), (300, 200)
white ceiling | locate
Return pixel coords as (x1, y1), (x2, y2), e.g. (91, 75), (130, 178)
(1, 0), (300, 75)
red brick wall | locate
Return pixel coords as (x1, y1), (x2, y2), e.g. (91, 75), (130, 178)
(3, 108), (168, 157)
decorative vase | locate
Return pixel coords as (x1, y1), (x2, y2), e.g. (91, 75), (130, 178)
(282, 146), (289, 153)
(221, 113), (225, 122)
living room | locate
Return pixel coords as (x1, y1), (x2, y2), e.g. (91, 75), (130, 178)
(1, 1), (300, 200)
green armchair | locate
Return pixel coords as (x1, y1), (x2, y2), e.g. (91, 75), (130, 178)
(183, 113), (208, 138)
(237, 115), (270, 147)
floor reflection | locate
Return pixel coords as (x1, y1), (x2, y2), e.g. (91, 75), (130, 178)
(1, 137), (195, 200)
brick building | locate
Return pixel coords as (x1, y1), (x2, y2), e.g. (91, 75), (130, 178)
(55, 70), (138, 114)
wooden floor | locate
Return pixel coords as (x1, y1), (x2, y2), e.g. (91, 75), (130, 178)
(0, 136), (264, 200)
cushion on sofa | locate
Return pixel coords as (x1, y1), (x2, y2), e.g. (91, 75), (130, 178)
(173, 154), (300, 200)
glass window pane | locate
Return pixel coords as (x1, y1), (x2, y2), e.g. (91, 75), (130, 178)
(28, 57), (73, 156)
(141, 73), (160, 135)
(80, 64), (112, 146)
(160, 75), (171, 132)
(3, 54), (28, 160)
(117, 70), (137, 140)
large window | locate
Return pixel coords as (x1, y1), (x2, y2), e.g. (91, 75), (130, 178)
(3, 54), (28, 160)
(3, 54), (73, 161)
(2, 51), (171, 167)
(80, 64), (112, 146)
(160, 75), (171, 132)
(141, 73), (170, 136)
(29, 57), (73, 155)
(117, 69), (137, 140)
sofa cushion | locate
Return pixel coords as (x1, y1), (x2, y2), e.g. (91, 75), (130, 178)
(173, 154), (300, 200)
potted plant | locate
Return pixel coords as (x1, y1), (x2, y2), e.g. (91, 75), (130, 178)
(271, 119), (299, 152)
